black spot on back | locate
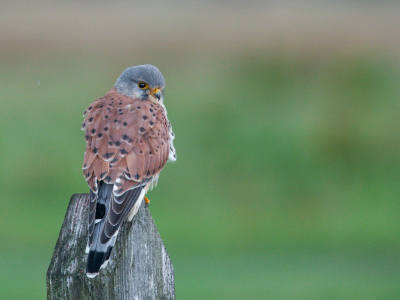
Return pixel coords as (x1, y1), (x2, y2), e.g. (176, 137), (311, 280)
(103, 152), (115, 159)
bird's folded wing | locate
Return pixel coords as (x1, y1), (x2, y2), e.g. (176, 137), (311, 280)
(99, 178), (151, 244)
(82, 88), (170, 194)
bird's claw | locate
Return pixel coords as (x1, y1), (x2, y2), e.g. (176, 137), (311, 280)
(144, 196), (150, 208)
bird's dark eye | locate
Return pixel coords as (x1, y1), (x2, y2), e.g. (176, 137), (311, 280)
(138, 82), (148, 89)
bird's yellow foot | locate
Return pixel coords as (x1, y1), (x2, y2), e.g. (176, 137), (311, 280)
(144, 196), (150, 208)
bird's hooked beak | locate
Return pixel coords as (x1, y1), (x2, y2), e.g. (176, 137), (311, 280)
(151, 88), (162, 100)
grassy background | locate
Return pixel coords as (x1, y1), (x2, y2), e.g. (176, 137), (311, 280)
(1, 1), (400, 299)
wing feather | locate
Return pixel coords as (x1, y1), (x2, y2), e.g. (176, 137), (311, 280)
(83, 150), (96, 169)
(100, 180), (150, 243)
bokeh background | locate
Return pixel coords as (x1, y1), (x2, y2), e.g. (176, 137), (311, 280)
(1, 1), (400, 299)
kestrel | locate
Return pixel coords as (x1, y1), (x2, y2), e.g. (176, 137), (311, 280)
(81, 65), (176, 278)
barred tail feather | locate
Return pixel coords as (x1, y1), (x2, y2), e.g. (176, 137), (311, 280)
(86, 236), (116, 277)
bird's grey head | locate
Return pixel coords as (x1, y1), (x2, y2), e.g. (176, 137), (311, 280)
(114, 64), (165, 102)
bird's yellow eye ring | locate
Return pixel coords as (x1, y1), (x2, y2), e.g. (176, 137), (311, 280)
(138, 82), (148, 89)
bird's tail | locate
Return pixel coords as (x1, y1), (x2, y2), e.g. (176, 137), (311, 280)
(86, 182), (115, 278)
(85, 180), (149, 278)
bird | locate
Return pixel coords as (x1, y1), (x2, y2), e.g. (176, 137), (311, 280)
(81, 64), (177, 278)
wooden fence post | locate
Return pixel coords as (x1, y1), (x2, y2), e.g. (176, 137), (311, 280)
(46, 194), (175, 300)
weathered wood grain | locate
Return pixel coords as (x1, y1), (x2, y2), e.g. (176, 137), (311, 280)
(46, 194), (175, 300)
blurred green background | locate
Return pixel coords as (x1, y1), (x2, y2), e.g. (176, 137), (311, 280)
(1, 1), (400, 299)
